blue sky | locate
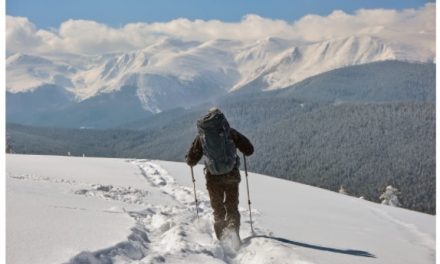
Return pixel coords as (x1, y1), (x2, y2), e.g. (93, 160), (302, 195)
(6, 0), (434, 29)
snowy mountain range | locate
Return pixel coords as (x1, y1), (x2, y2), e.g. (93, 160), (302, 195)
(6, 35), (435, 115)
(6, 154), (436, 264)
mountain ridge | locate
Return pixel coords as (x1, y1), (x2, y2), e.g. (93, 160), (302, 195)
(7, 35), (434, 114)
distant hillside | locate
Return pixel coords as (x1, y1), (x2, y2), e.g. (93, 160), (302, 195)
(6, 85), (152, 128)
(279, 60), (435, 103)
(7, 61), (436, 214)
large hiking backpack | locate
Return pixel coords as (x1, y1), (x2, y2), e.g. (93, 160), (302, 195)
(197, 110), (238, 175)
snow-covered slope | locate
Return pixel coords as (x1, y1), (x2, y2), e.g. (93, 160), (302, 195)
(6, 53), (77, 92)
(234, 36), (396, 91)
(6, 35), (435, 112)
(6, 154), (435, 264)
(6, 38), (240, 112)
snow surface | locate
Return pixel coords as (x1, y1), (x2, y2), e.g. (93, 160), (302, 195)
(6, 154), (435, 264)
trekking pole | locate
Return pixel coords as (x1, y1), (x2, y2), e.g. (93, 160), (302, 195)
(190, 166), (200, 219)
(243, 154), (255, 235)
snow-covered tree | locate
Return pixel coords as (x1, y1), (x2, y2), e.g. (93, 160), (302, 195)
(339, 185), (348, 195)
(6, 134), (12, 153)
(379, 185), (401, 207)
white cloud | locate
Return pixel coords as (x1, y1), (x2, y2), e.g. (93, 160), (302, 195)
(6, 16), (44, 53)
(291, 4), (435, 42)
(6, 3), (435, 55)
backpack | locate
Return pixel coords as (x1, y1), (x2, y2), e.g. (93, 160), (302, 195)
(197, 110), (238, 175)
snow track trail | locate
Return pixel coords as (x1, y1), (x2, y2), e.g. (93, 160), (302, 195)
(66, 159), (313, 264)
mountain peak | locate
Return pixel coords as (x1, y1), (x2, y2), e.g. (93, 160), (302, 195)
(7, 53), (53, 66)
(232, 35), (399, 91)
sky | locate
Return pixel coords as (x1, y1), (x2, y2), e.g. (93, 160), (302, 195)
(6, 0), (435, 29)
(4, 1), (436, 57)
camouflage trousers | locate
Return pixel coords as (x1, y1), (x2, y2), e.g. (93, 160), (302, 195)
(205, 167), (241, 240)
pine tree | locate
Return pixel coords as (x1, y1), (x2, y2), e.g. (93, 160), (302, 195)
(6, 134), (12, 153)
(339, 185), (348, 195)
(379, 185), (401, 207)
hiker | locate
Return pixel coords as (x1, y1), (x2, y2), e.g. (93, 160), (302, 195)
(185, 108), (254, 240)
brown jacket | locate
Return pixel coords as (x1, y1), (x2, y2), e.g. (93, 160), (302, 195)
(185, 128), (254, 167)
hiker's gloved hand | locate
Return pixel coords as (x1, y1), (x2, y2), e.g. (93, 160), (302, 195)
(242, 148), (253, 156)
(241, 144), (254, 156)
(185, 154), (198, 167)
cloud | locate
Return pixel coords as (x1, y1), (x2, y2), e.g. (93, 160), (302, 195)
(6, 3), (435, 55)
(6, 16), (44, 53)
(291, 4), (435, 42)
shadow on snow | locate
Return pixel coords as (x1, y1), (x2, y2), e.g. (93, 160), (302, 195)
(242, 235), (376, 258)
